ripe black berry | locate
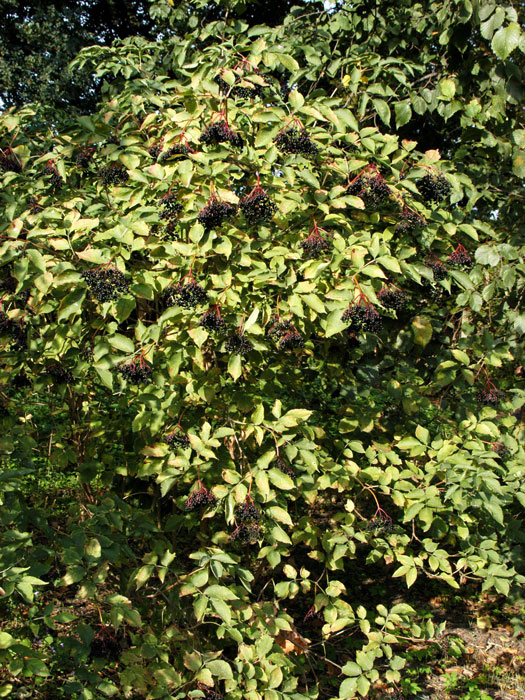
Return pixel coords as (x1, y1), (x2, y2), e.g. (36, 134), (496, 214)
(0, 148), (22, 173)
(366, 511), (393, 533)
(162, 220), (180, 240)
(225, 331), (253, 355)
(197, 196), (237, 229)
(476, 385), (503, 405)
(377, 286), (407, 311)
(446, 244), (472, 270)
(491, 442), (510, 459)
(76, 148), (94, 168)
(98, 163), (129, 186)
(230, 522), (262, 544)
(239, 184), (276, 225)
(185, 483), (216, 510)
(342, 297), (383, 333)
(274, 126), (319, 157)
(417, 171), (451, 203)
(278, 330), (304, 351)
(164, 278), (208, 310)
(159, 192), (183, 221)
(299, 225), (333, 259)
(428, 260), (448, 281)
(28, 197), (42, 215)
(214, 73), (264, 99)
(267, 318), (292, 341)
(276, 457), (294, 478)
(159, 143), (191, 162)
(42, 161), (64, 189)
(347, 167), (391, 206)
(234, 500), (261, 523)
(200, 120), (243, 149)
(165, 426), (190, 449)
(116, 359), (152, 385)
(148, 142), (163, 159)
(81, 266), (129, 302)
(199, 309), (227, 334)
(396, 207), (425, 233)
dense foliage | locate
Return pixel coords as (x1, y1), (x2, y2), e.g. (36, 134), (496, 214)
(0, 1), (524, 699)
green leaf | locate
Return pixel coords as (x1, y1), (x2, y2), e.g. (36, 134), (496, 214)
(206, 659), (233, 679)
(440, 79), (456, 98)
(268, 468), (295, 490)
(394, 101), (412, 127)
(108, 334), (135, 353)
(0, 632), (14, 649)
(373, 98), (391, 125)
(210, 598), (232, 625)
(228, 354), (242, 381)
(342, 661), (362, 677)
(492, 23), (521, 59)
(411, 316), (433, 347)
(205, 585), (238, 600)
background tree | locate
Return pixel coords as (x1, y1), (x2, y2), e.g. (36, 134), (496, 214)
(0, 1), (523, 699)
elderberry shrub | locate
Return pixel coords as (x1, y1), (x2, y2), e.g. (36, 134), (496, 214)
(76, 148), (94, 168)
(396, 208), (425, 233)
(476, 387), (503, 405)
(225, 331), (253, 355)
(197, 197), (237, 229)
(164, 426), (190, 449)
(299, 232), (332, 259)
(81, 267), (129, 302)
(8, 322), (26, 350)
(231, 522), (262, 544)
(185, 485), (216, 510)
(81, 343), (94, 362)
(417, 171), (451, 203)
(214, 74), (264, 99)
(98, 163), (129, 186)
(159, 143), (190, 162)
(164, 280), (208, 310)
(377, 286), (407, 310)
(278, 331), (305, 350)
(47, 363), (74, 384)
(235, 501), (261, 523)
(162, 221), (180, 240)
(199, 120), (243, 149)
(342, 302), (383, 333)
(492, 442), (510, 459)
(159, 192), (183, 220)
(199, 309), (227, 334)
(0, 149), (22, 173)
(266, 318), (292, 341)
(116, 360), (152, 385)
(42, 164), (64, 189)
(28, 197), (42, 214)
(348, 171), (391, 206)
(447, 245), (473, 270)
(274, 127), (319, 157)
(239, 187), (277, 224)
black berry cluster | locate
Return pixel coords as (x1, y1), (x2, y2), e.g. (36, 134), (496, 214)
(81, 267), (129, 302)
(185, 484), (216, 510)
(0, 148), (22, 173)
(231, 500), (262, 544)
(476, 386), (503, 405)
(98, 164), (129, 186)
(12, 371), (32, 389)
(417, 171), (451, 203)
(342, 298), (383, 333)
(162, 221), (180, 240)
(299, 228), (332, 259)
(164, 279), (208, 310)
(81, 343), (94, 362)
(491, 442), (510, 459)
(267, 318), (292, 341)
(148, 142), (163, 159)
(159, 143), (190, 162)
(165, 427), (190, 449)
(214, 74), (264, 99)
(200, 120), (243, 149)
(197, 197), (237, 229)
(159, 192), (183, 221)
(199, 309), (227, 334)
(366, 512), (393, 534)
(429, 260), (448, 281)
(225, 331), (253, 355)
(396, 207), (425, 233)
(116, 359), (152, 385)
(28, 197), (42, 215)
(348, 168), (391, 206)
(377, 286), (407, 310)
(274, 127), (319, 157)
(42, 162), (64, 189)
(278, 330), (305, 350)
(447, 244), (473, 270)
(47, 363), (74, 384)
(76, 148), (94, 168)
(276, 457), (294, 478)
(239, 185), (277, 224)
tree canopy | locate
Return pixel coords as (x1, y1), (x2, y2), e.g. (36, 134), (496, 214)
(0, 1), (523, 699)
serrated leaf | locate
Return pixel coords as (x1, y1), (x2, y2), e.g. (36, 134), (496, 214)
(228, 354), (242, 381)
(492, 22), (521, 59)
(207, 659), (233, 679)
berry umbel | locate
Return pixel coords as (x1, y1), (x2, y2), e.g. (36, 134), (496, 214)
(239, 177), (276, 224)
(200, 118), (243, 149)
(98, 163), (129, 186)
(165, 426), (191, 449)
(299, 222), (333, 259)
(225, 330), (253, 355)
(342, 294), (383, 333)
(199, 307), (227, 334)
(274, 124), (319, 157)
(159, 192), (183, 221)
(185, 481), (216, 510)
(396, 206), (425, 234)
(447, 244), (473, 270)
(197, 193), (237, 230)
(427, 258), (448, 282)
(214, 61), (265, 99)
(0, 147), (22, 173)
(116, 357), (152, 385)
(231, 497), (263, 544)
(377, 284), (407, 311)
(76, 148), (94, 169)
(164, 274), (208, 310)
(417, 169), (451, 203)
(159, 142), (191, 162)
(42, 160), (64, 189)
(347, 165), (391, 206)
(476, 380), (504, 405)
(81, 266), (129, 302)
